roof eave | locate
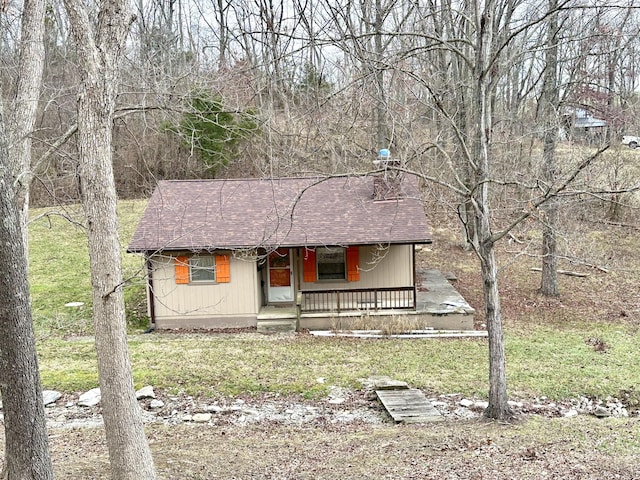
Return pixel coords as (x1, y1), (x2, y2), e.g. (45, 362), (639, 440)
(127, 238), (433, 253)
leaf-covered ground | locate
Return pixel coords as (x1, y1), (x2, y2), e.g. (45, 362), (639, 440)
(5, 412), (636, 479)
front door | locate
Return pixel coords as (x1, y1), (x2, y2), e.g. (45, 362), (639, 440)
(267, 248), (294, 303)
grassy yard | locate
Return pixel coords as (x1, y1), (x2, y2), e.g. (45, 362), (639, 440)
(37, 324), (640, 402)
(29, 200), (149, 334)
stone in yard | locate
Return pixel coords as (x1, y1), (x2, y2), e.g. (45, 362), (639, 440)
(474, 401), (489, 410)
(64, 301), (84, 307)
(593, 406), (611, 418)
(136, 385), (156, 400)
(78, 388), (101, 407)
(453, 407), (476, 419)
(149, 399), (164, 409)
(459, 399), (474, 408)
(192, 413), (212, 423)
(42, 390), (62, 406)
(561, 409), (579, 418)
(203, 404), (223, 413)
(328, 386), (350, 403)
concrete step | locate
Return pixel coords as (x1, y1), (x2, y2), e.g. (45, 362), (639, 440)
(257, 319), (296, 334)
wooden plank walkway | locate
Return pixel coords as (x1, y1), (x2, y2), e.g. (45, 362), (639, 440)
(376, 388), (444, 423)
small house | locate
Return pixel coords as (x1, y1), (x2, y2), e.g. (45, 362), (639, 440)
(562, 107), (608, 142)
(127, 172), (474, 331)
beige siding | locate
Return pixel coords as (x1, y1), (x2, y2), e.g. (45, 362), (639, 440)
(299, 244), (413, 291)
(150, 253), (259, 324)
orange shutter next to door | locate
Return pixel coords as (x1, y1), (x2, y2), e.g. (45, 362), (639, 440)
(303, 249), (316, 282)
(346, 246), (360, 281)
(175, 256), (190, 284)
(216, 254), (231, 283)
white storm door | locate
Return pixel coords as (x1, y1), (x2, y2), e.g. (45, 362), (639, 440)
(267, 248), (294, 302)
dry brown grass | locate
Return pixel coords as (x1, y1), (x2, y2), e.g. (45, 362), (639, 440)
(423, 211), (640, 331)
(27, 416), (640, 479)
(331, 314), (422, 335)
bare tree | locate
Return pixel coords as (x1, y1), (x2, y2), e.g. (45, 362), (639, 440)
(327, 0), (415, 150)
(0, 0), (54, 476)
(0, 92), (54, 480)
(61, 0), (158, 477)
(402, 0), (580, 420)
(463, 0), (514, 420)
(539, 0), (560, 296)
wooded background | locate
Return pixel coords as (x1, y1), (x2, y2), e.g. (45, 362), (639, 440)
(3, 0), (639, 224)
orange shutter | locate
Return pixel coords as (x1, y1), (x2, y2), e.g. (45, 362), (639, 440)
(346, 246), (360, 282)
(216, 254), (231, 283)
(303, 249), (316, 282)
(175, 256), (190, 284)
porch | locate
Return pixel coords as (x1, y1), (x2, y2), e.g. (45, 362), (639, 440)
(257, 269), (475, 333)
(301, 286), (416, 313)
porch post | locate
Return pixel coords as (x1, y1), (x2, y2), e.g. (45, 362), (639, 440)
(145, 256), (156, 327)
(295, 291), (302, 332)
(412, 244), (417, 309)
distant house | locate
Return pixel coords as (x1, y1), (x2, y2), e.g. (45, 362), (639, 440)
(562, 107), (607, 142)
(128, 172), (474, 331)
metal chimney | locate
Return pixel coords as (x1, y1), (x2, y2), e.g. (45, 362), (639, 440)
(373, 149), (404, 200)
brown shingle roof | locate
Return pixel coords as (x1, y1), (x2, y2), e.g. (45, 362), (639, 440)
(127, 176), (431, 252)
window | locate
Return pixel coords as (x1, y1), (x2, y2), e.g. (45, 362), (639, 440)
(302, 247), (359, 282)
(175, 254), (230, 284)
(316, 247), (346, 280)
(189, 255), (216, 282)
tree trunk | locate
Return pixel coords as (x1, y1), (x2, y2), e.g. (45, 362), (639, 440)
(0, 98), (54, 480)
(7, 0), (46, 251)
(470, 194), (513, 421)
(0, 0), (54, 476)
(478, 236), (513, 420)
(62, 0), (158, 477)
(540, 201), (559, 296)
(540, 0), (560, 297)
(216, 0), (228, 69)
(77, 91), (157, 480)
(457, 1), (477, 251)
(374, 0), (388, 149)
